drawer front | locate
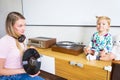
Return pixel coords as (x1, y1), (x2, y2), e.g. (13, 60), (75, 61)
(55, 58), (108, 80)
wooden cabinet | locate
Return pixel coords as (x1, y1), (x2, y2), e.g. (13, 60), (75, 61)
(37, 48), (111, 80)
(56, 58), (109, 80)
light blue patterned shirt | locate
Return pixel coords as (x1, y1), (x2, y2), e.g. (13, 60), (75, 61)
(89, 32), (113, 54)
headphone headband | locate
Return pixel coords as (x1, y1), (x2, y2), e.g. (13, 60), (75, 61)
(13, 35), (26, 43)
(18, 35), (26, 43)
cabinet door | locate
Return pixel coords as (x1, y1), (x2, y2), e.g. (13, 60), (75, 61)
(55, 58), (108, 80)
(40, 55), (55, 74)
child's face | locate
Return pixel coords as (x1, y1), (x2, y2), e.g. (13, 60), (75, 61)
(96, 19), (110, 32)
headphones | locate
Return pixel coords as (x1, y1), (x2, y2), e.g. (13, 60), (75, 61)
(13, 35), (26, 43)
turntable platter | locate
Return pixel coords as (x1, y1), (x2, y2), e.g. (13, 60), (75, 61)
(56, 41), (77, 49)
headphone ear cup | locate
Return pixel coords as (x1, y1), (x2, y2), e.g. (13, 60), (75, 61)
(18, 35), (26, 43)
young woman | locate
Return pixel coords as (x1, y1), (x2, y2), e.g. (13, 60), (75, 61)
(0, 12), (44, 80)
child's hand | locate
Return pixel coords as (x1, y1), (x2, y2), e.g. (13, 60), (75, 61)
(90, 50), (95, 55)
(84, 47), (90, 54)
(84, 47), (95, 55)
(99, 49), (106, 57)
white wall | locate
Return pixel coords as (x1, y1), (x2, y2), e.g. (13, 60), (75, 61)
(25, 26), (84, 43)
(22, 0), (120, 45)
(25, 26), (120, 45)
(22, 0), (120, 26)
(0, 0), (120, 46)
(0, 0), (22, 38)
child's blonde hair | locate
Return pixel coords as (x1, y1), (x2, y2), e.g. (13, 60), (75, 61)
(96, 16), (111, 26)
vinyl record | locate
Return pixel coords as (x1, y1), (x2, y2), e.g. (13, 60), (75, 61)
(22, 48), (41, 75)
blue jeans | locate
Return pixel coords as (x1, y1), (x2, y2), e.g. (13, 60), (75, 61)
(0, 73), (44, 80)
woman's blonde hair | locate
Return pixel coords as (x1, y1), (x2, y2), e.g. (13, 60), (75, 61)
(96, 16), (111, 26)
(6, 12), (25, 53)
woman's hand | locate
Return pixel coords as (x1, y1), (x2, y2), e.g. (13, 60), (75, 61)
(29, 46), (36, 49)
(29, 71), (40, 77)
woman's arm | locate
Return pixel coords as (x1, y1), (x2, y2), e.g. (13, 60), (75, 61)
(0, 58), (25, 76)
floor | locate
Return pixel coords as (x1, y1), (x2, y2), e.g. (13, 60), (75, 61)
(39, 70), (67, 80)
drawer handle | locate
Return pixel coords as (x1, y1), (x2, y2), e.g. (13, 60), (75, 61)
(104, 66), (112, 72)
(69, 61), (76, 66)
(76, 63), (84, 68)
(69, 61), (84, 68)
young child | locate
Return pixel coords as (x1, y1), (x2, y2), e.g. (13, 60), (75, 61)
(84, 16), (113, 61)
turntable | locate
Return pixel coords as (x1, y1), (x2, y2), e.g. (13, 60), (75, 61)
(51, 41), (85, 56)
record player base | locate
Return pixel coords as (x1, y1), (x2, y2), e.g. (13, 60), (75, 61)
(51, 45), (84, 56)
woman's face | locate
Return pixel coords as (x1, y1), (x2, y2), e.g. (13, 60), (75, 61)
(13, 19), (26, 35)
